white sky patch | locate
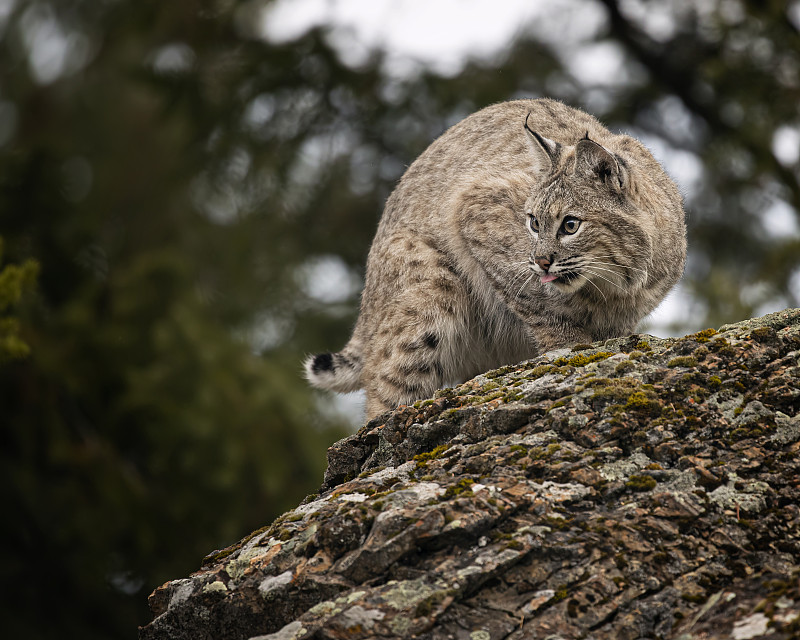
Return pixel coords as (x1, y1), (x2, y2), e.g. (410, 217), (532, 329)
(261, 0), (603, 76)
(246, 311), (295, 352)
(149, 42), (196, 75)
(19, 3), (92, 84)
(789, 267), (800, 303)
(616, 0), (683, 42)
(761, 198), (800, 238)
(314, 389), (365, 429)
(190, 174), (239, 224)
(790, 0), (800, 31)
(642, 281), (707, 337)
(0, 0), (16, 38)
(627, 129), (705, 199)
(649, 95), (702, 143)
(753, 297), (791, 319)
(243, 94), (277, 131)
(566, 41), (630, 87)
(618, 0), (735, 43)
(771, 125), (800, 167)
(740, 281), (771, 310)
(299, 254), (362, 304)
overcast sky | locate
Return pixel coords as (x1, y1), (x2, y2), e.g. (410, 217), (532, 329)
(262, 0), (606, 76)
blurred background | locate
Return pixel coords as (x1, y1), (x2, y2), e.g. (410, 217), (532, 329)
(1, 0), (798, 637)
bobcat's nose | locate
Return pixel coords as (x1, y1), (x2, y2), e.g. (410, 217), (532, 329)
(534, 255), (553, 272)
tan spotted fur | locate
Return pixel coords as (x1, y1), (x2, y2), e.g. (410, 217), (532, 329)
(305, 99), (687, 419)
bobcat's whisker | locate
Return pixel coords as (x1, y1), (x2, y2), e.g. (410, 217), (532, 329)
(505, 265), (534, 292)
(577, 273), (607, 302)
(587, 259), (649, 276)
(590, 252), (649, 270)
(515, 272), (535, 303)
(581, 262), (628, 282)
(583, 268), (626, 292)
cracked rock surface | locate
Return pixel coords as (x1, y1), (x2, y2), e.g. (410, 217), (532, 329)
(140, 309), (800, 640)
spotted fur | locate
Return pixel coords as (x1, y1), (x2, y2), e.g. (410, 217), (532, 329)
(305, 99), (687, 419)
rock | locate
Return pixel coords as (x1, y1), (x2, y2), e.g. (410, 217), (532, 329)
(139, 308), (800, 640)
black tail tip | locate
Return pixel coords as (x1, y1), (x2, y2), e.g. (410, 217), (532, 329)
(311, 353), (334, 374)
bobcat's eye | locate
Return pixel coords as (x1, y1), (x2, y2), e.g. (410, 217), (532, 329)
(560, 217), (581, 235)
(527, 215), (540, 233)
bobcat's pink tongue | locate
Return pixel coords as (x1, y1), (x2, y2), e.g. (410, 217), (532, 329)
(540, 273), (559, 283)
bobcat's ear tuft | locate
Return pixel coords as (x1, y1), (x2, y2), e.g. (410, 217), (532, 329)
(524, 112), (560, 176)
(575, 137), (627, 194)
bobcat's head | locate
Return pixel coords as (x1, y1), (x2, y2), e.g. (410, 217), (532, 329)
(522, 114), (651, 298)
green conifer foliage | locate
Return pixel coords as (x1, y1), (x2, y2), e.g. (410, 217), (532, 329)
(0, 236), (38, 361)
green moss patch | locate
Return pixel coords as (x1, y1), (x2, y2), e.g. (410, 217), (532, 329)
(442, 477), (476, 499)
(413, 444), (453, 473)
(709, 338), (736, 357)
(623, 390), (662, 417)
(667, 356), (698, 368)
(690, 328), (717, 343)
(553, 351), (613, 367)
(625, 475), (657, 492)
(615, 360), (635, 375)
(588, 377), (644, 404)
(749, 326), (779, 343)
(527, 364), (555, 378)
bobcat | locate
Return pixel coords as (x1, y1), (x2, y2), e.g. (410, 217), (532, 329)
(305, 99), (687, 419)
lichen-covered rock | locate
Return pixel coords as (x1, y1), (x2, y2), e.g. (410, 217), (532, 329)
(140, 309), (800, 640)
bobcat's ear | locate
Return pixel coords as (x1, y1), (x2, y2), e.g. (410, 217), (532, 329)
(574, 135), (626, 194)
(524, 112), (560, 176)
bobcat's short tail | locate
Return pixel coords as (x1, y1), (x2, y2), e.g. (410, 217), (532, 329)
(304, 349), (363, 393)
